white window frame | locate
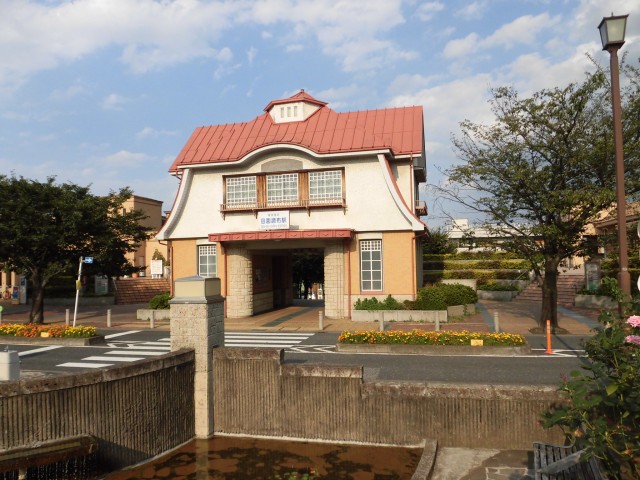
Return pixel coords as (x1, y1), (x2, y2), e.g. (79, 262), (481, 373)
(309, 170), (342, 204)
(198, 244), (217, 278)
(360, 239), (382, 291)
(267, 173), (298, 205)
(226, 176), (257, 207)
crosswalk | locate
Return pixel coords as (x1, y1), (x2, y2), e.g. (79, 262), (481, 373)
(55, 331), (322, 370)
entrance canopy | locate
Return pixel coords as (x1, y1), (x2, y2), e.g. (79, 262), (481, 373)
(208, 229), (353, 243)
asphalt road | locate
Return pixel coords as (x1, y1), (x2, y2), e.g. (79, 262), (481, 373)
(3, 330), (591, 385)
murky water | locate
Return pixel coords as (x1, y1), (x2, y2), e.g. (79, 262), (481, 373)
(104, 436), (422, 479)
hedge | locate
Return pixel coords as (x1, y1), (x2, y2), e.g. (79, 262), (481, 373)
(424, 270), (526, 283)
(423, 259), (531, 270)
(423, 252), (522, 261)
(354, 283), (477, 311)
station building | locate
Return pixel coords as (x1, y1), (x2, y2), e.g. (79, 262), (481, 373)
(156, 90), (428, 318)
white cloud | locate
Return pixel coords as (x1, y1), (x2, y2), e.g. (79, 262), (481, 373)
(49, 83), (90, 101)
(247, 46), (258, 64)
(444, 14), (559, 59)
(455, 1), (488, 20)
(102, 93), (128, 111)
(136, 127), (178, 140)
(416, 2), (444, 22)
(443, 33), (479, 58)
(99, 150), (151, 167)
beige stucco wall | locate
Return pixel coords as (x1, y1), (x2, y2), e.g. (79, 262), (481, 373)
(348, 231), (416, 302)
(171, 239), (198, 282)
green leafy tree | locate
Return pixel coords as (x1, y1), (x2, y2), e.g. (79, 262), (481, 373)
(423, 226), (457, 254)
(438, 68), (640, 330)
(0, 176), (150, 323)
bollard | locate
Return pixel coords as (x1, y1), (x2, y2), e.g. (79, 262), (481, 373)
(379, 314), (384, 332)
(65, 309), (70, 326)
(0, 350), (20, 381)
(435, 316), (440, 332)
(0, 305), (3, 324)
(150, 310), (155, 329)
(318, 310), (324, 330)
(545, 319), (553, 354)
(494, 311), (500, 333)
(107, 309), (112, 328)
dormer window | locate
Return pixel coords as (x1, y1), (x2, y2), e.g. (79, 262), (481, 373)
(266, 90), (326, 124)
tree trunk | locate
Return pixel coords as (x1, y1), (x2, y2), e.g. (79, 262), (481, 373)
(29, 272), (45, 324)
(539, 257), (560, 330)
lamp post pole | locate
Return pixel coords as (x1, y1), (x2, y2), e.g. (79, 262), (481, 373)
(599, 14), (631, 309)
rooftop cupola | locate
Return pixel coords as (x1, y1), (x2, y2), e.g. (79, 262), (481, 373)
(264, 89), (327, 124)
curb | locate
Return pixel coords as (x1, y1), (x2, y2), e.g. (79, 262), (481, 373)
(335, 343), (531, 356)
(0, 335), (106, 346)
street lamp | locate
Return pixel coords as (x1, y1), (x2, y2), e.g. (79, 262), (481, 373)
(598, 14), (631, 303)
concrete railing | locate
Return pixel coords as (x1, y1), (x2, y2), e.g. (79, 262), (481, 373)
(0, 351), (195, 475)
(213, 348), (565, 449)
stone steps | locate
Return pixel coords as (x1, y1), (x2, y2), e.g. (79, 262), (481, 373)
(114, 278), (170, 305)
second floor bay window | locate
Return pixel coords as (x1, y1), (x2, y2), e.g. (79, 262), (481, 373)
(267, 173), (298, 206)
(222, 167), (344, 213)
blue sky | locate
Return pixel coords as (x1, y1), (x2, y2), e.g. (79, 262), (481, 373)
(1, 0), (638, 227)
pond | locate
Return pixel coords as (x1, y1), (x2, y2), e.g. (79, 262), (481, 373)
(104, 436), (423, 480)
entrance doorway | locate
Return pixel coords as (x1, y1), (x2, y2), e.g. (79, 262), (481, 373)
(292, 249), (324, 301)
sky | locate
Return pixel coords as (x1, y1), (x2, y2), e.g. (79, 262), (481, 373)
(1, 0), (639, 228)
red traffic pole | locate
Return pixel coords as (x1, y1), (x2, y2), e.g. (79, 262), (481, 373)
(545, 319), (553, 354)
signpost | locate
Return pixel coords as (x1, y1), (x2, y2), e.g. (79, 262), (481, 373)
(73, 256), (93, 327)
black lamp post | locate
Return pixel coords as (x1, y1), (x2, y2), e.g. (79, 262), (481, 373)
(598, 14), (631, 304)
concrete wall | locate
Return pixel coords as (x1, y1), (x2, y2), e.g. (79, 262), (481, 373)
(0, 351), (195, 475)
(213, 348), (564, 449)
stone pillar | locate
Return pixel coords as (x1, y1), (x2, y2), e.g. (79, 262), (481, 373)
(225, 245), (253, 318)
(170, 276), (224, 438)
(324, 241), (346, 318)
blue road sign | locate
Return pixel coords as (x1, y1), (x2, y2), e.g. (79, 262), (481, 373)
(83, 257), (94, 264)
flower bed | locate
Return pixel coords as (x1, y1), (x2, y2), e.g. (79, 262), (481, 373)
(0, 324), (97, 338)
(0, 324), (103, 346)
(338, 329), (526, 346)
(336, 330), (529, 355)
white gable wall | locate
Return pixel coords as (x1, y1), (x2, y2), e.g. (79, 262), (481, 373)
(164, 151), (421, 239)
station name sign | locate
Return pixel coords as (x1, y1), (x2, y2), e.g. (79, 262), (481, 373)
(258, 211), (290, 230)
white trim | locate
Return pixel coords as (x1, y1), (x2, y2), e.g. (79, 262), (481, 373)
(358, 232), (383, 240)
(196, 238), (216, 245)
(376, 154), (425, 231)
(174, 144), (393, 171)
(156, 168), (193, 240)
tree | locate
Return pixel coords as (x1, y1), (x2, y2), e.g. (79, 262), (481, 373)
(423, 226), (456, 254)
(0, 176), (151, 324)
(438, 68), (640, 330)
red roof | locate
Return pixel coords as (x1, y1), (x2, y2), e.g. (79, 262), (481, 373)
(169, 91), (423, 172)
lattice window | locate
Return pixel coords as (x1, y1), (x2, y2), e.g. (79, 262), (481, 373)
(360, 240), (382, 291)
(267, 173), (298, 205)
(226, 176), (256, 206)
(198, 244), (217, 278)
(309, 170), (342, 204)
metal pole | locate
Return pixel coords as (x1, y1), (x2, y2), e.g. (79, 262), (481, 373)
(73, 256), (83, 327)
(318, 310), (324, 330)
(107, 309), (111, 328)
(608, 45), (631, 307)
(493, 311), (500, 333)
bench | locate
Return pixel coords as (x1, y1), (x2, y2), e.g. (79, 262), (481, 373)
(533, 441), (608, 479)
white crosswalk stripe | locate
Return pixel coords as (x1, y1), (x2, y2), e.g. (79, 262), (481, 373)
(56, 337), (171, 369)
(224, 331), (313, 348)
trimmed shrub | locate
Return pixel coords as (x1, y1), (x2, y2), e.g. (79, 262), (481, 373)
(354, 295), (406, 311)
(414, 283), (477, 310)
(423, 252), (522, 261)
(478, 283), (520, 292)
(149, 292), (171, 309)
